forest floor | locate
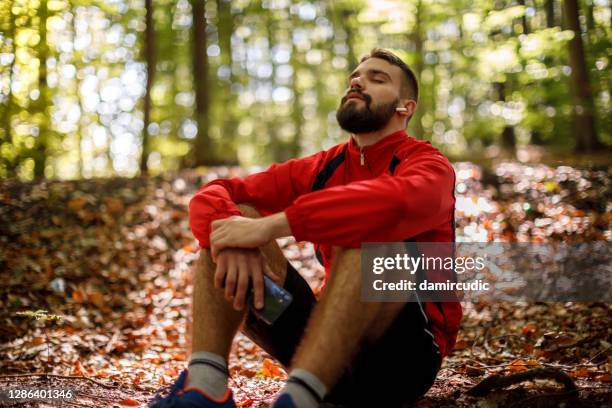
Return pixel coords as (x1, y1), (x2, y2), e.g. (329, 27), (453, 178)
(0, 160), (610, 407)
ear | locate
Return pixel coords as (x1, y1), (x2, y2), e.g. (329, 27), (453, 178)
(397, 99), (417, 118)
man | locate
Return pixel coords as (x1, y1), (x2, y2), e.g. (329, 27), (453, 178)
(151, 48), (461, 408)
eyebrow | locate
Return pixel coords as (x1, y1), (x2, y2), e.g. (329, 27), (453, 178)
(349, 69), (393, 82)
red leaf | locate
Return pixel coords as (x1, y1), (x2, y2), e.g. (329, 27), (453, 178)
(261, 358), (285, 378)
(522, 323), (538, 335)
(119, 398), (139, 406)
(237, 398), (253, 407)
(453, 339), (469, 350)
(595, 374), (612, 383)
(506, 359), (540, 372)
(569, 368), (590, 378)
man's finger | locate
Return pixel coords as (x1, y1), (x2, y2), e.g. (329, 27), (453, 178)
(214, 255), (227, 289)
(210, 232), (228, 261)
(233, 259), (250, 311)
(224, 262), (237, 301)
(211, 219), (225, 231)
(263, 262), (282, 285)
(210, 244), (218, 263)
(251, 259), (265, 309)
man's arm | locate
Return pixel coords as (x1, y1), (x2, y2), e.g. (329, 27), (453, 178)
(284, 151), (455, 247)
(209, 212), (291, 261)
(189, 151), (326, 248)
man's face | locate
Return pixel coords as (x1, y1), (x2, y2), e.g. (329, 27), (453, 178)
(336, 57), (403, 134)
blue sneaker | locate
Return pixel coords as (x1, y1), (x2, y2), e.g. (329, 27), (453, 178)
(149, 369), (236, 407)
(271, 394), (297, 408)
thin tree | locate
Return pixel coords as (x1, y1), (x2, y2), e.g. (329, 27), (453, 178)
(140, 0), (156, 173)
(409, 0), (425, 139)
(71, 3), (84, 178)
(34, 0), (50, 178)
(289, 19), (303, 158)
(216, 0), (238, 163)
(545, 0), (556, 27)
(563, 0), (600, 151)
(191, 0), (213, 166)
(265, 10), (283, 162)
(517, 0), (530, 34)
(1, 0), (16, 176)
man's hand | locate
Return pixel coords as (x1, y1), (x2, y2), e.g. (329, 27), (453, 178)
(210, 212), (291, 261)
(214, 248), (281, 311)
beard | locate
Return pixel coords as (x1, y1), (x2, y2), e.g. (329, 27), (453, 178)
(336, 91), (399, 134)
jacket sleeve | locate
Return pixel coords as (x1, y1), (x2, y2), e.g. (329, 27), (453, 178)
(189, 151), (326, 248)
(284, 150), (455, 247)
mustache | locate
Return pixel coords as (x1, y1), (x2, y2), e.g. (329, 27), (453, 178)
(341, 89), (372, 106)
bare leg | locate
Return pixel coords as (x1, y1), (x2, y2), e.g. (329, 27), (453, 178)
(290, 247), (407, 390)
(190, 204), (288, 358)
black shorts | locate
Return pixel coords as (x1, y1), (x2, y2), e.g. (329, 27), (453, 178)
(242, 263), (441, 407)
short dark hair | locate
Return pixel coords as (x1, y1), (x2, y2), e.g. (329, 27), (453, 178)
(360, 48), (418, 102)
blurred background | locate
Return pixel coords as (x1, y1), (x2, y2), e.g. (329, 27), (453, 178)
(0, 0), (610, 180)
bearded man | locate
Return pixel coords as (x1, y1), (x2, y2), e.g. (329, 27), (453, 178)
(151, 48), (461, 408)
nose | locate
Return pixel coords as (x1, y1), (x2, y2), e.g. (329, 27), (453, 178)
(349, 75), (363, 90)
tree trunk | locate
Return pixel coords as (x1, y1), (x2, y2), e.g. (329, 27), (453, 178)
(290, 26), (302, 158)
(334, 5), (357, 69)
(34, 0), (50, 178)
(585, 0), (596, 30)
(545, 0), (556, 27)
(71, 4), (84, 178)
(409, 0), (424, 139)
(191, 0), (213, 166)
(517, 0), (530, 34)
(563, 0), (600, 152)
(495, 82), (516, 149)
(216, 0), (238, 163)
(265, 11), (283, 162)
(1, 0), (16, 176)
(140, 0), (156, 174)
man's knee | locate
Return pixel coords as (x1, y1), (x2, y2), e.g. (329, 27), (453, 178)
(196, 248), (216, 280)
(331, 247), (361, 270)
(237, 203), (261, 219)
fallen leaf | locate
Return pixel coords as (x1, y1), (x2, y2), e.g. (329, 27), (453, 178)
(68, 197), (87, 211)
(506, 359), (541, 372)
(119, 398), (139, 406)
(522, 323), (538, 335)
(261, 358), (285, 378)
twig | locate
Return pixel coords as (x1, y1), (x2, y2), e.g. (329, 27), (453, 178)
(470, 326), (489, 359)
(0, 373), (118, 389)
(466, 367), (578, 397)
(587, 345), (611, 364)
(448, 358), (604, 371)
(104, 329), (121, 354)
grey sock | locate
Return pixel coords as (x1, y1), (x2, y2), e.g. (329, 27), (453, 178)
(185, 351), (229, 400)
(279, 368), (327, 408)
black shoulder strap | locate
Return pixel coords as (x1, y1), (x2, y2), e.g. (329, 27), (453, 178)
(404, 238), (448, 330)
(312, 146), (348, 266)
(388, 154), (400, 174)
(311, 146), (347, 192)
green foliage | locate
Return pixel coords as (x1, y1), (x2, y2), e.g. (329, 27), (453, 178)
(0, 0), (609, 180)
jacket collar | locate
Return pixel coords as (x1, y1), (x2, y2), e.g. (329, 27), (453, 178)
(347, 129), (409, 160)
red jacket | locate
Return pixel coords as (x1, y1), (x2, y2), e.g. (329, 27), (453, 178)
(189, 129), (462, 358)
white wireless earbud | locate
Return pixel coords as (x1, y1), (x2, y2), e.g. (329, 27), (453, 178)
(395, 107), (408, 112)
